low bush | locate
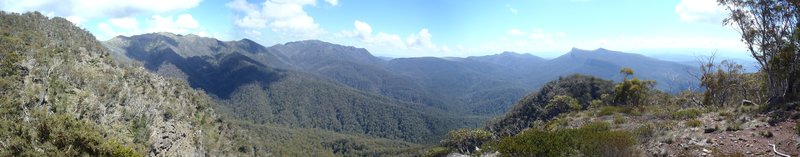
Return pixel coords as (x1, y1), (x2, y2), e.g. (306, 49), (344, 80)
(672, 108), (702, 119)
(686, 119), (702, 128)
(795, 121), (800, 135)
(634, 124), (654, 143)
(423, 147), (452, 157)
(495, 121), (635, 157)
(613, 115), (626, 124)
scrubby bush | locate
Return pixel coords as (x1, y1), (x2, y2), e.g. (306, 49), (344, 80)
(440, 129), (493, 155)
(613, 68), (655, 106)
(686, 119), (702, 128)
(613, 114), (626, 124)
(634, 124), (655, 143)
(495, 121), (635, 157)
(671, 108), (702, 119)
(423, 147), (452, 157)
(545, 95), (581, 117)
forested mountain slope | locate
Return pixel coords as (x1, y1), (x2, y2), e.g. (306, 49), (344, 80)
(0, 11), (251, 156)
(104, 33), (482, 143)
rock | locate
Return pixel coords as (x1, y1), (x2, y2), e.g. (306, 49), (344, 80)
(704, 127), (717, 133)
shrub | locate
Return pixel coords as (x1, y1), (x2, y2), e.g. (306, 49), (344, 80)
(795, 121), (800, 135)
(495, 121), (635, 157)
(440, 129), (493, 155)
(613, 115), (626, 124)
(545, 95), (582, 117)
(598, 106), (622, 116)
(613, 68), (655, 106)
(423, 147), (452, 157)
(758, 131), (773, 138)
(634, 124), (654, 143)
(726, 121), (742, 131)
(672, 108), (702, 119)
(686, 119), (702, 128)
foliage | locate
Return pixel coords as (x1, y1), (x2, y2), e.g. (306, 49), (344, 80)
(671, 108), (702, 119)
(439, 128), (494, 155)
(0, 11), (249, 156)
(598, 106), (625, 116)
(719, 0), (800, 105)
(423, 147), (452, 157)
(614, 114), (626, 124)
(613, 68), (656, 106)
(698, 56), (767, 106)
(489, 74), (614, 136)
(233, 120), (423, 156)
(494, 121), (636, 157)
(545, 95), (582, 117)
(686, 119), (703, 128)
(634, 124), (655, 143)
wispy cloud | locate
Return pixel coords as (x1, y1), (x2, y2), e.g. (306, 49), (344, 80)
(506, 5), (518, 14)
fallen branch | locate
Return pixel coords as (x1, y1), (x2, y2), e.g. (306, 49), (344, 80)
(769, 144), (790, 157)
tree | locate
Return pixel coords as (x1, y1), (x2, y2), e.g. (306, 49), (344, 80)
(698, 54), (748, 106)
(613, 68), (655, 106)
(620, 68), (634, 81)
(718, 0), (800, 105)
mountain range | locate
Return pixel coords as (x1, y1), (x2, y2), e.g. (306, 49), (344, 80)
(102, 32), (700, 144)
(0, 11), (706, 156)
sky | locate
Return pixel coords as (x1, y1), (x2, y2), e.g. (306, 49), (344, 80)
(0, 0), (750, 59)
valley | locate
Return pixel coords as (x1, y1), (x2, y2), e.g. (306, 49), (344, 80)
(2, 0), (800, 156)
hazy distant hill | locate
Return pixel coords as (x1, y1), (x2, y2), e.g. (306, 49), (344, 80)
(386, 57), (530, 115)
(537, 48), (698, 92)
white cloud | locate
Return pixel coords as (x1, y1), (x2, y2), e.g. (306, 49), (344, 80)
(406, 29), (435, 49)
(96, 13), (208, 40)
(341, 20), (447, 54)
(109, 17), (139, 30)
(64, 15), (86, 26)
(675, 0), (726, 24)
(1, 0), (200, 19)
(227, 0), (324, 38)
(146, 14), (200, 33)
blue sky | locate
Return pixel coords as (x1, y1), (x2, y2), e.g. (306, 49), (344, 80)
(1, 0), (748, 58)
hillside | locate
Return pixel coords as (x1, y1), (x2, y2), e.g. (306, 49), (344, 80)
(0, 11), (251, 156)
(539, 48), (698, 92)
(104, 34), (482, 144)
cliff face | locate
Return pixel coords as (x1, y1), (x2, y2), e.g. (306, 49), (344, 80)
(0, 12), (248, 156)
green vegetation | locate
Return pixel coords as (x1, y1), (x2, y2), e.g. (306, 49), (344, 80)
(613, 68), (655, 106)
(719, 0), (800, 106)
(493, 122), (636, 157)
(438, 129), (493, 155)
(232, 120), (423, 156)
(598, 106), (626, 116)
(488, 74), (614, 136)
(0, 11), (248, 156)
(686, 119), (702, 128)
(671, 108), (702, 119)
(222, 81), (481, 144)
